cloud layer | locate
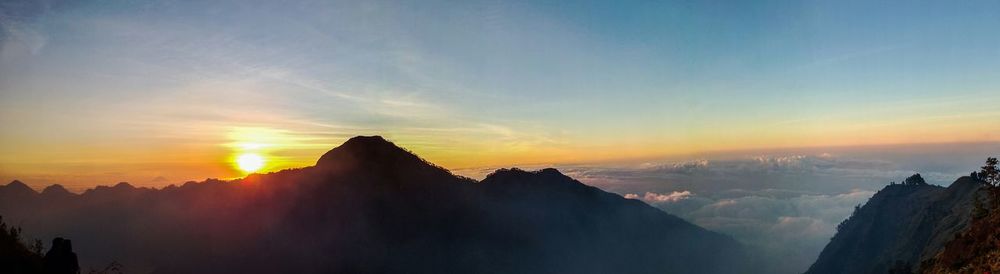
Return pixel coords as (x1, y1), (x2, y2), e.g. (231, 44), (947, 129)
(623, 188), (874, 273)
(548, 145), (996, 274)
(624, 191), (693, 203)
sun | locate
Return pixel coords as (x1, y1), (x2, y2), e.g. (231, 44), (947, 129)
(236, 153), (265, 173)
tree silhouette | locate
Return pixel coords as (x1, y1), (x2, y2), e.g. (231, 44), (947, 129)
(978, 157), (1000, 212)
(978, 157), (998, 187)
(903, 174), (927, 186)
(0, 215), (44, 273)
(836, 204), (862, 233)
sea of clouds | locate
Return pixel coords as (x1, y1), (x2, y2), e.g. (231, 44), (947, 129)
(454, 143), (999, 274)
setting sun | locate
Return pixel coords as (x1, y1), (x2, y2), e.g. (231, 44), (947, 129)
(236, 153), (265, 173)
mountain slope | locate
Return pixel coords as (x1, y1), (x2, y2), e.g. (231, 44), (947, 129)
(805, 177), (984, 274)
(921, 209), (1000, 273)
(0, 136), (755, 274)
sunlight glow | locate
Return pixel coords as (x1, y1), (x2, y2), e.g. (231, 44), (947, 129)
(236, 153), (265, 173)
(224, 127), (303, 174)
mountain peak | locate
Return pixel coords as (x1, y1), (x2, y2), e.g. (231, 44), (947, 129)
(316, 136), (413, 167)
(8, 180), (25, 186)
(486, 168), (568, 179)
(7, 180), (32, 189)
(947, 176), (983, 191)
(481, 168), (583, 190)
(41, 184), (73, 197)
(1, 180), (37, 196)
(342, 135), (392, 146)
(312, 136), (460, 187)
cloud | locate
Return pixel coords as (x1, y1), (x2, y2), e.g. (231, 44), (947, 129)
(561, 151), (974, 198)
(654, 188), (876, 274)
(0, 0), (56, 56)
(1, 21), (47, 55)
(609, 154), (884, 273)
(625, 191), (693, 203)
(557, 148), (991, 274)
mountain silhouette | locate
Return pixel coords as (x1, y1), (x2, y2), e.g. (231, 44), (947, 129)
(0, 180), (36, 197)
(316, 136), (427, 168)
(0, 181), (39, 210)
(0, 136), (755, 273)
(40, 185), (73, 199)
(805, 176), (985, 274)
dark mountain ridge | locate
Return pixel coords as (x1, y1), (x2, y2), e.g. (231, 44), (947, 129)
(0, 180), (36, 196)
(805, 176), (985, 274)
(40, 184), (73, 198)
(0, 136), (756, 274)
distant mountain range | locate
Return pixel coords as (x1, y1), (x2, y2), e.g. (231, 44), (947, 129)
(0, 136), (756, 274)
(806, 175), (998, 274)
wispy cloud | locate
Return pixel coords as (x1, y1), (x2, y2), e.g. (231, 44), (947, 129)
(0, 0), (53, 56)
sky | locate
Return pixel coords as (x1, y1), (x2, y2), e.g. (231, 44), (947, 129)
(2, 0), (1000, 190)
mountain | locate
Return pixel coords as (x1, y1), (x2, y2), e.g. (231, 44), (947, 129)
(0, 180), (39, 209)
(39, 184), (73, 199)
(0, 180), (37, 198)
(805, 176), (986, 274)
(0, 136), (756, 274)
(920, 186), (1000, 273)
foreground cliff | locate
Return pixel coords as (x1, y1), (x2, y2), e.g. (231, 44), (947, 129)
(920, 187), (1000, 273)
(806, 176), (987, 274)
(0, 136), (756, 274)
